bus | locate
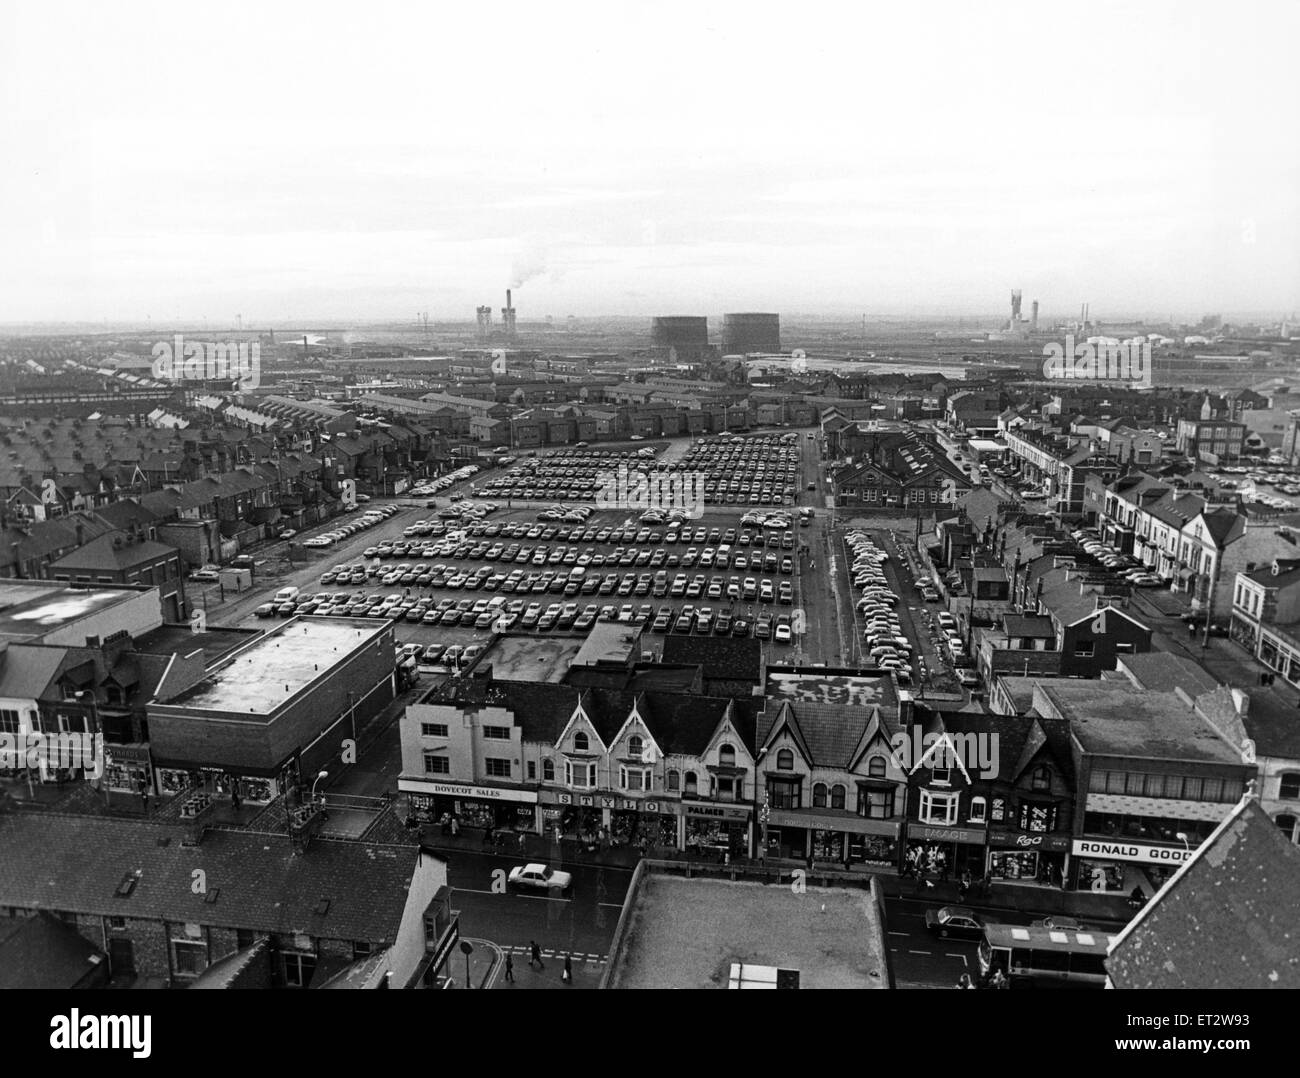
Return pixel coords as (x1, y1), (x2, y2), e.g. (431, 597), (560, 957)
(977, 924), (1117, 989)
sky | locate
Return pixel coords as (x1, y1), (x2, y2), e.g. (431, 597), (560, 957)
(2, 0), (1298, 325)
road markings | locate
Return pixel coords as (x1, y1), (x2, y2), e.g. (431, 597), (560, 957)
(888, 931), (910, 937)
(946, 953), (968, 966)
(908, 949), (932, 956)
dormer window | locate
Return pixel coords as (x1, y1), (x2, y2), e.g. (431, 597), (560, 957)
(719, 744), (736, 767)
(573, 731), (589, 752)
(627, 735), (643, 760)
(776, 749), (794, 772)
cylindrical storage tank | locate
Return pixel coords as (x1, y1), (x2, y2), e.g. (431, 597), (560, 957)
(651, 316), (709, 350)
(722, 312), (781, 355)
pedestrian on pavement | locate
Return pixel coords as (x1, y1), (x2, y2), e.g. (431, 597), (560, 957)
(231, 787), (242, 812)
(518, 830), (527, 853)
(529, 941), (543, 969)
(503, 954), (515, 983)
(562, 954), (573, 984)
(450, 816), (459, 837)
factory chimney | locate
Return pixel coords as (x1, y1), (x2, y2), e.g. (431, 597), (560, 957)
(501, 289), (517, 338)
(1031, 300), (1039, 332)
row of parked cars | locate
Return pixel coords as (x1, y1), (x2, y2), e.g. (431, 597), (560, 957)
(1070, 528), (1162, 586)
(300, 503), (400, 548)
(847, 532), (914, 683)
(408, 464), (483, 498)
(479, 449), (659, 501)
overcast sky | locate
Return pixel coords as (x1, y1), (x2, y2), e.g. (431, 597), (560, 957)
(2, 0), (1298, 325)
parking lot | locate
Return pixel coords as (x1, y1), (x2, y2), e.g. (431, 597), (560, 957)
(477, 433), (806, 508)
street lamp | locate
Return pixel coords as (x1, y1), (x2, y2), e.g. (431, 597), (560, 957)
(1175, 831), (1191, 852)
(311, 769), (329, 803)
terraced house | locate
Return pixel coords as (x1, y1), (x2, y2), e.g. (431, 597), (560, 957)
(399, 674), (760, 857)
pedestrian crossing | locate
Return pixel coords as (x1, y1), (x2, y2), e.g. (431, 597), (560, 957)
(502, 944), (607, 964)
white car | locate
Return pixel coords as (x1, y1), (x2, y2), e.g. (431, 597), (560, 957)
(508, 863), (573, 893)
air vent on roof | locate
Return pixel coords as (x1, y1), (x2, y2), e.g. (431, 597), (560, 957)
(156, 837), (171, 847)
(204, 888), (220, 905)
(116, 871), (141, 897)
(314, 898), (331, 916)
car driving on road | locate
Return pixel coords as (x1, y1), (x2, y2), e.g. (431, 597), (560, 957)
(508, 863), (573, 894)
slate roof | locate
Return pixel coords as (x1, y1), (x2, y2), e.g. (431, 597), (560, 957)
(0, 643), (71, 698)
(757, 698), (894, 770)
(48, 533), (177, 572)
(1106, 798), (1300, 989)
(0, 912), (106, 989)
(1116, 653), (1219, 696)
(0, 814), (425, 943)
(660, 635), (762, 683)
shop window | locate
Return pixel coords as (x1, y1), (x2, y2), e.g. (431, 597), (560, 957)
(667, 769), (680, 791)
(1018, 801), (1055, 833)
(627, 735), (643, 760)
(719, 744), (736, 767)
(484, 758), (511, 778)
(573, 732), (589, 752)
(1031, 766), (1051, 791)
(1280, 773), (1300, 800)
(684, 771), (698, 796)
(969, 796), (987, 823)
(776, 749), (794, 771)
(542, 759), (555, 782)
(830, 784), (846, 810)
(423, 753), (449, 775)
(919, 790), (958, 826)
(990, 796), (1006, 821)
(813, 783), (828, 808)
(867, 755), (887, 778)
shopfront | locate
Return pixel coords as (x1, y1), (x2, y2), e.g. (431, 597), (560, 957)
(102, 744), (153, 795)
(154, 765), (278, 805)
(684, 802), (752, 859)
(1070, 837), (1195, 893)
(611, 798), (679, 851)
(766, 809), (899, 865)
(399, 779), (539, 831)
(986, 828), (1071, 886)
(905, 824), (988, 877)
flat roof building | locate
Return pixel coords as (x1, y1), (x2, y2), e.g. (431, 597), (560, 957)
(0, 581), (163, 646)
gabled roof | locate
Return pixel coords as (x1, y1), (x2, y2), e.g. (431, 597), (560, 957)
(1106, 798), (1300, 989)
(757, 698), (892, 770)
(0, 643), (70, 699)
(48, 533), (176, 572)
(0, 912), (105, 989)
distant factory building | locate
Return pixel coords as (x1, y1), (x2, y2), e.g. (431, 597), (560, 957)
(722, 313), (781, 355)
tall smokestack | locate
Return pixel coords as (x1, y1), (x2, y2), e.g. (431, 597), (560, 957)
(1031, 300), (1039, 332)
(507, 289), (512, 311)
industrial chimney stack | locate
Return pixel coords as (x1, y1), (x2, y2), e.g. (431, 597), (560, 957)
(501, 289), (517, 338)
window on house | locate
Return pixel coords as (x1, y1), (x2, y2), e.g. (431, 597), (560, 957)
(423, 753), (449, 775)
(931, 765), (951, 785)
(1032, 766), (1051, 791)
(573, 732), (589, 751)
(565, 761), (596, 789)
(667, 769), (680, 791)
(352, 941), (373, 960)
(527, 761), (536, 781)
(776, 749), (795, 771)
(420, 723), (448, 737)
(812, 782), (828, 808)
(620, 767), (650, 792)
(542, 758), (555, 782)
(767, 778), (801, 809)
(919, 790), (959, 826)
(0, 709), (19, 735)
(867, 755), (887, 778)
(281, 950), (317, 988)
(483, 725), (511, 741)
(830, 784), (846, 810)
(1277, 814), (1298, 843)
(484, 758), (511, 778)
(1280, 773), (1300, 800)
(719, 744), (736, 767)
(859, 786), (895, 819)
(170, 939), (208, 977)
(627, 735), (643, 759)
(969, 796), (987, 823)
(1074, 641), (1095, 657)
(683, 771), (698, 796)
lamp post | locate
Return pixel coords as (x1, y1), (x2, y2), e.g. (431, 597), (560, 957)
(311, 769), (329, 806)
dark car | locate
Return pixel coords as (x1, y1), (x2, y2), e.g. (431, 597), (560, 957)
(923, 906), (993, 940)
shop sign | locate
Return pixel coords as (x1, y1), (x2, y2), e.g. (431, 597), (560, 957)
(987, 828), (1070, 852)
(401, 780), (537, 804)
(684, 802), (751, 821)
(1072, 838), (1195, 865)
(104, 745), (151, 765)
(914, 824), (986, 845)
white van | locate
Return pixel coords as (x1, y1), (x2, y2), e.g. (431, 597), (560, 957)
(273, 586), (300, 604)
